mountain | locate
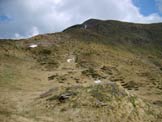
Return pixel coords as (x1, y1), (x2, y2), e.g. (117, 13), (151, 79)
(0, 19), (162, 122)
(65, 19), (162, 54)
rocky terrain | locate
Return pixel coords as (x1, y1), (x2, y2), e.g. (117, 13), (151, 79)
(0, 19), (162, 122)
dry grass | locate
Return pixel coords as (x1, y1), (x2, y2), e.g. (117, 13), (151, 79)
(0, 28), (162, 121)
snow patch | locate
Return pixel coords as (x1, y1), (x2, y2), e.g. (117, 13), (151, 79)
(94, 80), (102, 84)
(84, 24), (87, 29)
(29, 44), (38, 48)
(67, 58), (75, 63)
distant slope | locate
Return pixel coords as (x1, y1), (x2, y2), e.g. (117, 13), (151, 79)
(64, 19), (162, 55)
(64, 19), (162, 43)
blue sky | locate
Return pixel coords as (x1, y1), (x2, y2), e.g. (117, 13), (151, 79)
(0, 0), (162, 39)
(0, 15), (11, 22)
(0, 15), (9, 21)
(133, 0), (161, 16)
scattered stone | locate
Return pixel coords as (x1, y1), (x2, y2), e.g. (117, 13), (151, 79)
(75, 80), (80, 83)
(160, 67), (162, 71)
(48, 75), (57, 80)
(58, 92), (74, 102)
(153, 100), (162, 106)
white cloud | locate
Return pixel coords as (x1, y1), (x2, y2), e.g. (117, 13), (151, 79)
(0, 0), (162, 39)
(14, 26), (39, 39)
(30, 26), (39, 37)
(14, 33), (23, 39)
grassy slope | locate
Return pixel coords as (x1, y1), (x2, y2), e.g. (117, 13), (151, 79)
(0, 19), (162, 121)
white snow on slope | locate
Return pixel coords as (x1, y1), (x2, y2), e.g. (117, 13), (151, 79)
(29, 44), (38, 48)
(94, 80), (102, 84)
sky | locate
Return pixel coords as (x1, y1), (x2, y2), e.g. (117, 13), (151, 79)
(0, 0), (162, 39)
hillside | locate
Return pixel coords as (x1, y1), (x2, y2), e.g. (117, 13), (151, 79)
(65, 19), (162, 54)
(0, 19), (162, 122)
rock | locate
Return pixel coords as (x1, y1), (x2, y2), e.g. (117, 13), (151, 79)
(48, 75), (58, 80)
(58, 92), (74, 102)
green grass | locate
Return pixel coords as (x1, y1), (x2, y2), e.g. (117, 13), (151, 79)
(129, 96), (137, 108)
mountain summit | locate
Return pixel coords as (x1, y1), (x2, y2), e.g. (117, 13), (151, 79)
(65, 19), (162, 46)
